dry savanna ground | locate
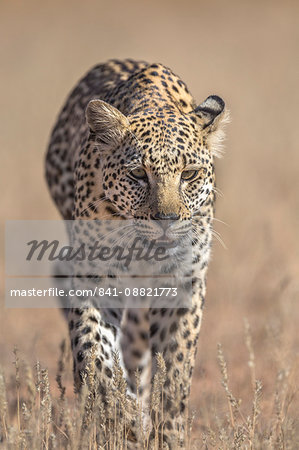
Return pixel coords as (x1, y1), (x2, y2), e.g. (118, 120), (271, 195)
(0, 0), (298, 447)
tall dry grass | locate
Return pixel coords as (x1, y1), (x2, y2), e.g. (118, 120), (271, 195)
(0, 315), (298, 449)
(0, 344), (187, 449)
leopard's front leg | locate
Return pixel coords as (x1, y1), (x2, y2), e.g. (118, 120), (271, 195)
(68, 306), (140, 444)
(68, 307), (125, 391)
(148, 288), (204, 448)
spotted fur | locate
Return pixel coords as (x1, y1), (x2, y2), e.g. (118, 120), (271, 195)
(45, 59), (228, 448)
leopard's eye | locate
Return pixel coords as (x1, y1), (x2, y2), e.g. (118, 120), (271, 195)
(128, 167), (147, 181)
(181, 168), (206, 182)
(181, 169), (199, 181)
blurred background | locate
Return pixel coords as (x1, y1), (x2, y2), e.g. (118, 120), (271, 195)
(1, 0), (298, 439)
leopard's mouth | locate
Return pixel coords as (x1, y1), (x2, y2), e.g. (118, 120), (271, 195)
(140, 234), (177, 248)
(151, 237), (177, 248)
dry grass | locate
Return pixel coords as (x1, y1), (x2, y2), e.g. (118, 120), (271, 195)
(0, 345), (186, 448)
(1, 0), (299, 448)
(0, 319), (298, 448)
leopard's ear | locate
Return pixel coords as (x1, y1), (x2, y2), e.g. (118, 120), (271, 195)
(194, 95), (225, 130)
(194, 95), (229, 157)
(86, 100), (129, 147)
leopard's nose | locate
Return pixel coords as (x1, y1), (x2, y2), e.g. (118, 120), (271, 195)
(150, 212), (180, 221)
(150, 212), (180, 232)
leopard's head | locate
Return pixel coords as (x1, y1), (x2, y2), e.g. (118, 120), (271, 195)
(86, 96), (228, 242)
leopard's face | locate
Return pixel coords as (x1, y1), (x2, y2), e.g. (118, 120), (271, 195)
(99, 111), (215, 243)
(86, 97), (226, 241)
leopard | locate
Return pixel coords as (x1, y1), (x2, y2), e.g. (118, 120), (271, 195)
(45, 59), (228, 448)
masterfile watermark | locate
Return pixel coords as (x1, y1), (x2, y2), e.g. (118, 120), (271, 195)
(26, 236), (173, 267)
